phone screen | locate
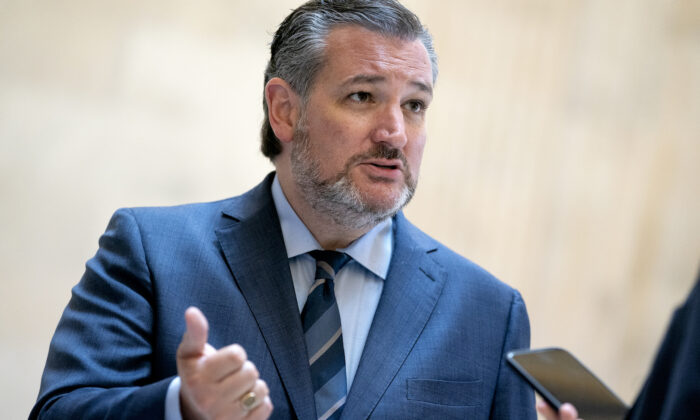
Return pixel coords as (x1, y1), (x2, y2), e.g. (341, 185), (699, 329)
(507, 348), (628, 420)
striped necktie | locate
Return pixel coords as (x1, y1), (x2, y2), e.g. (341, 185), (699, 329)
(302, 250), (351, 420)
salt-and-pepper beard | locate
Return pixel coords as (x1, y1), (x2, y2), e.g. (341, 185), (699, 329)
(290, 119), (417, 231)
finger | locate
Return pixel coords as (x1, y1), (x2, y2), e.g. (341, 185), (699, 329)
(216, 361), (260, 402)
(246, 395), (274, 420)
(208, 378), (269, 420)
(239, 380), (271, 418)
(201, 344), (248, 382)
(559, 403), (580, 420)
(536, 400), (560, 420)
(178, 306), (210, 359)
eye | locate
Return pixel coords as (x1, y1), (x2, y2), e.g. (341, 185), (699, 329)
(348, 91), (372, 103)
(404, 100), (426, 113)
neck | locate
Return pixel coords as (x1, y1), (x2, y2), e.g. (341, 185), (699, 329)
(304, 217), (372, 250)
(276, 168), (374, 250)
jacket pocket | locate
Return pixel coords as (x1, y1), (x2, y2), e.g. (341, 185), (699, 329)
(406, 378), (483, 407)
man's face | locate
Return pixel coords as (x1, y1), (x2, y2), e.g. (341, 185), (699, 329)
(290, 25), (433, 229)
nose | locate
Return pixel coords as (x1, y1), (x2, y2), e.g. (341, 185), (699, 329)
(370, 103), (408, 148)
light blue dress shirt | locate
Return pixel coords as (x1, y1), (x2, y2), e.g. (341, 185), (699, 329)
(165, 175), (393, 418)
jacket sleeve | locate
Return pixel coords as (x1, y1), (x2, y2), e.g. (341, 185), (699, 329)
(30, 208), (172, 419)
(489, 291), (537, 420)
(625, 276), (700, 420)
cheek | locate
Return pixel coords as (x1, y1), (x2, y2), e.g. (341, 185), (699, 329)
(311, 110), (360, 144)
(323, 124), (367, 165)
(305, 118), (348, 166)
(406, 135), (426, 171)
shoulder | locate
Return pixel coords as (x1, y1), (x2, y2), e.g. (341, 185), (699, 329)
(395, 212), (522, 302)
(111, 173), (276, 235)
(117, 197), (235, 228)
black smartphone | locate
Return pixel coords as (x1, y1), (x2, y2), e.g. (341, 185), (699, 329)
(507, 347), (628, 420)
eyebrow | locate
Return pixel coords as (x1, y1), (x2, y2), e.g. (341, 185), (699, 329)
(342, 74), (433, 96)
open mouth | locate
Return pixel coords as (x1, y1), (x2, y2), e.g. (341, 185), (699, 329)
(370, 163), (399, 170)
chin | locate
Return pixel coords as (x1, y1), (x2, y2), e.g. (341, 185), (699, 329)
(358, 189), (409, 214)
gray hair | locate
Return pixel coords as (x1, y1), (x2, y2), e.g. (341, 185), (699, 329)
(260, 0), (438, 160)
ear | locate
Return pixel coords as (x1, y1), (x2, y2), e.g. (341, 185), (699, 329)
(265, 77), (300, 144)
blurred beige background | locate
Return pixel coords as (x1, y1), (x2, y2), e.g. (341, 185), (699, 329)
(1, 0), (699, 418)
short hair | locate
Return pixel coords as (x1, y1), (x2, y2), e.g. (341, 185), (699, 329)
(260, 0), (438, 160)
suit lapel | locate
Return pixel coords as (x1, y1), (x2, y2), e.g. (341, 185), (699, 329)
(342, 213), (446, 419)
(214, 175), (316, 420)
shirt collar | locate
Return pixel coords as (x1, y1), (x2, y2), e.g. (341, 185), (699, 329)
(271, 174), (393, 280)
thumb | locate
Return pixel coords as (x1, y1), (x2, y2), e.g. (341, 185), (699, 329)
(178, 306), (209, 359)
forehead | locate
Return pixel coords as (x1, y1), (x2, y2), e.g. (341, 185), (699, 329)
(316, 25), (433, 90)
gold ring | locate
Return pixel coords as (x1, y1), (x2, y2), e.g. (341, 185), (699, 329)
(241, 391), (258, 411)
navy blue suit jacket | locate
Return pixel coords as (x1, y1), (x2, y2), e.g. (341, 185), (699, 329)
(32, 173), (535, 419)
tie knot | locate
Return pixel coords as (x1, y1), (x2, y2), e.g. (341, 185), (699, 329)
(309, 250), (351, 277)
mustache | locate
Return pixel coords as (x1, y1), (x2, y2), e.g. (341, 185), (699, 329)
(348, 143), (408, 168)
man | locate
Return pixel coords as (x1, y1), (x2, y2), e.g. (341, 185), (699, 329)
(31, 1), (535, 419)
